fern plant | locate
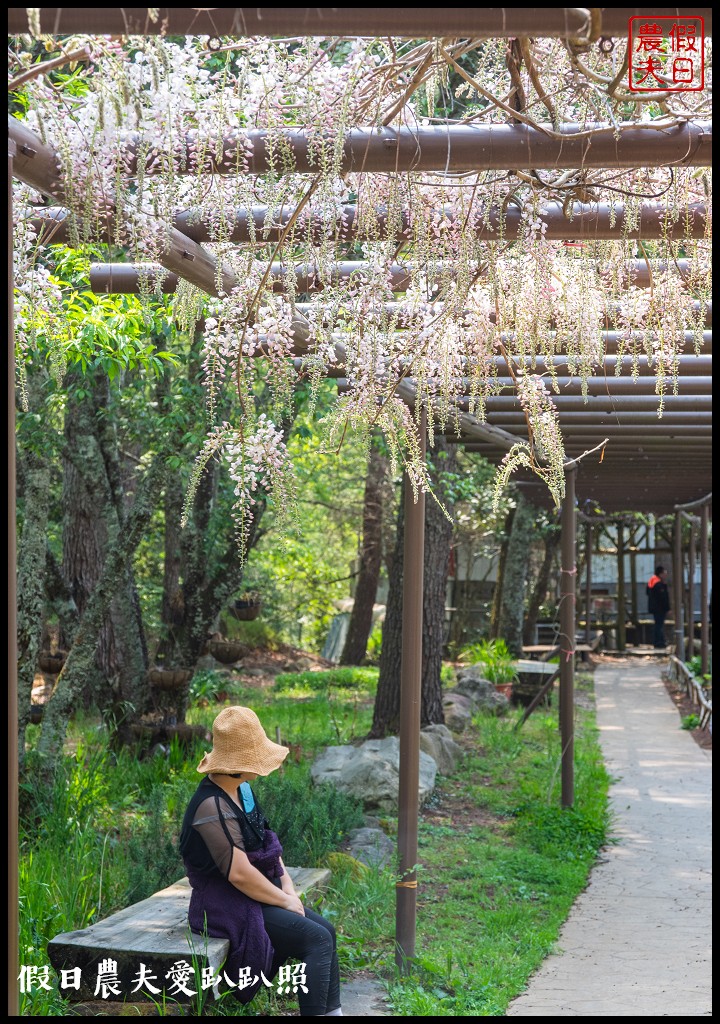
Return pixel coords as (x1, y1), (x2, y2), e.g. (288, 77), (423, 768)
(458, 638), (519, 686)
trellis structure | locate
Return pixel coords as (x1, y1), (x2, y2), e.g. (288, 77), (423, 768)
(9, 8), (712, 1009)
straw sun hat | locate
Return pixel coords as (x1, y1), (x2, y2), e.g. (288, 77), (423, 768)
(197, 706), (289, 776)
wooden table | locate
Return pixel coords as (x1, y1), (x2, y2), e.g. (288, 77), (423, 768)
(513, 659), (560, 708)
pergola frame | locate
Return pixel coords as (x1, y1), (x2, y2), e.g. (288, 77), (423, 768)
(9, 10), (712, 1010)
(6, 8), (715, 39)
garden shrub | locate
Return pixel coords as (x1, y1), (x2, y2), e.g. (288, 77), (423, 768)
(257, 763), (365, 866)
(273, 667), (378, 693)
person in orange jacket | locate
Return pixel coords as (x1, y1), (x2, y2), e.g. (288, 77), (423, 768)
(646, 565), (671, 649)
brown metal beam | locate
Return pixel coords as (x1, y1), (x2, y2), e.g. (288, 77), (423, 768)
(395, 381), (519, 453)
(8, 9), (713, 39)
(459, 438), (712, 450)
(31, 201), (709, 245)
(674, 492), (713, 511)
(527, 454), (709, 467)
(462, 411), (713, 424)
(175, 199), (710, 242)
(531, 495), (712, 517)
(466, 454), (711, 473)
(88, 260), (702, 295)
(114, 121), (714, 175)
(8, 117), (239, 297)
(523, 485), (710, 510)
(576, 481), (712, 495)
(476, 377), (713, 395)
(454, 427), (713, 442)
(299, 301), (712, 332)
(464, 394), (712, 410)
(300, 355), (712, 383)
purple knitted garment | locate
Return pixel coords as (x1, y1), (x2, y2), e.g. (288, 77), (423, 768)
(185, 828), (284, 1003)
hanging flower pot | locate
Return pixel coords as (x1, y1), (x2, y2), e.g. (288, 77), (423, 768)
(38, 650), (67, 674)
(226, 596), (262, 621)
(147, 667), (193, 691)
(207, 639), (251, 665)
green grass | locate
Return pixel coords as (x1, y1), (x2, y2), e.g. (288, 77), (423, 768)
(18, 664), (611, 1016)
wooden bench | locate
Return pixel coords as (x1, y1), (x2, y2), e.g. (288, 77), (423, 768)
(521, 644), (560, 662)
(573, 630), (604, 662)
(47, 867), (331, 1005)
(522, 631), (602, 668)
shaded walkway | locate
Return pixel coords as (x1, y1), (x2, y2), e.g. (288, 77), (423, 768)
(507, 659), (712, 1017)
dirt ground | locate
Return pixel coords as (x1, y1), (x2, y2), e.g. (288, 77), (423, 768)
(228, 643), (335, 686)
(660, 664), (712, 750)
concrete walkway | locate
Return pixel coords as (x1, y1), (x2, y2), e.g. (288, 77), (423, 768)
(341, 975), (391, 1016)
(507, 659), (712, 1017)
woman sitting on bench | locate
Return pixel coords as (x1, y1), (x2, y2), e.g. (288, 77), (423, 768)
(180, 706), (343, 1016)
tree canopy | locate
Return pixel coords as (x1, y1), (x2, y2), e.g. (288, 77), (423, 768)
(11, 22), (711, 532)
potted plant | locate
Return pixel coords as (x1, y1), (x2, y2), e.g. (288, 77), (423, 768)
(38, 650), (67, 674)
(207, 637), (251, 664)
(458, 638), (519, 699)
(226, 591), (262, 621)
(147, 667), (193, 691)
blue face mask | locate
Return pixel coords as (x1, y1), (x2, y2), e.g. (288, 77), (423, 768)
(239, 781), (256, 813)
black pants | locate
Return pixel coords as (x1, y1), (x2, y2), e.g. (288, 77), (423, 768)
(262, 901), (340, 1015)
(653, 612), (667, 647)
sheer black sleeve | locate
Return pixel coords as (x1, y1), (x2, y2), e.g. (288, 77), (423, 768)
(190, 793), (245, 879)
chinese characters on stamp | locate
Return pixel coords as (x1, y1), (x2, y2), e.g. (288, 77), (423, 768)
(628, 17), (705, 92)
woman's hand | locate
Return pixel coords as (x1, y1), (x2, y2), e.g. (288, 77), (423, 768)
(282, 892), (306, 916)
(278, 858), (298, 898)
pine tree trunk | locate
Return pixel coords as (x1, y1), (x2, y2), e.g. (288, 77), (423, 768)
(159, 398), (294, 686)
(490, 507), (515, 639)
(339, 438), (387, 665)
(420, 439), (457, 725)
(496, 494), (536, 657)
(37, 452), (168, 762)
(16, 376), (53, 766)
(523, 527), (561, 645)
(369, 438), (456, 736)
(61, 369), (150, 714)
(369, 485), (405, 737)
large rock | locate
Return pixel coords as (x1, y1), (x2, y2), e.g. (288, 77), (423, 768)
(310, 737), (437, 811)
(454, 666), (495, 699)
(450, 668), (511, 715)
(346, 827), (395, 869)
(442, 693), (475, 732)
(420, 723), (464, 774)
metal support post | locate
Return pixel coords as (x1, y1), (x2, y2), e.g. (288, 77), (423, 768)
(673, 512), (685, 660)
(396, 407), (426, 970)
(687, 522), (696, 658)
(616, 523), (626, 651)
(559, 467), (576, 809)
(700, 506), (709, 677)
(584, 523), (592, 644)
